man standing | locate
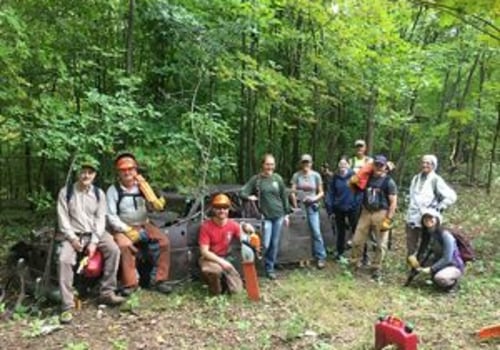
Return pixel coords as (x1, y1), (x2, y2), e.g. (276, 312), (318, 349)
(350, 155), (397, 281)
(57, 157), (124, 324)
(406, 154), (456, 257)
(349, 140), (372, 264)
(350, 139), (372, 172)
(107, 152), (172, 295)
(198, 194), (256, 295)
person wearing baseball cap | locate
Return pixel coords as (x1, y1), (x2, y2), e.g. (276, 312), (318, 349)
(57, 156), (125, 323)
(350, 154), (398, 281)
(290, 154), (328, 268)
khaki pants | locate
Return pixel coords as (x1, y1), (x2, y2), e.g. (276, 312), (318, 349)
(433, 266), (462, 288)
(405, 224), (422, 257)
(59, 232), (120, 311)
(114, 222), (170, 288)
(350, 208), (389, 271)
(199, 257), (243, 295)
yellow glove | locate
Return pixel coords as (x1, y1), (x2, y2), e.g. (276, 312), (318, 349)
(136, 174), (166, 211)
(407, 255), (420, 269)
(380, 217), (393, 231)
(417, 267), (431, 274)
(152, 197), (166, 211)
(125, 227), (140, 243)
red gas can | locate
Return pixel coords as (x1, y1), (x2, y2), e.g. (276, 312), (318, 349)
(84, 250), (103, 278)
(375, 315), (418, 350)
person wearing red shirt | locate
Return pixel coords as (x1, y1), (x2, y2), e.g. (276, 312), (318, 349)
(198, 193), (254, 295)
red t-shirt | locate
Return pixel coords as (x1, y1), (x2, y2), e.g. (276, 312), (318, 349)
(198, 219), (241, 257)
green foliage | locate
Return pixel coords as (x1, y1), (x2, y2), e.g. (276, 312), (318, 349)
(0, 0), (499, 200)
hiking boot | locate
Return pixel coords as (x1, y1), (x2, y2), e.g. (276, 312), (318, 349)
(317, 260), (326, 269)
(371, 270), (382, 282)
(120, 286), (138, 297)
(151, 281), (173, 294)
(99, 292), (126, 306)
(446, 282), (460, 294)
(59, 310), (73, 324)
(266, 272), (277, 280)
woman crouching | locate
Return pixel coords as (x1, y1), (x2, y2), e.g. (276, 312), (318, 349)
(418, 208), (464, 293)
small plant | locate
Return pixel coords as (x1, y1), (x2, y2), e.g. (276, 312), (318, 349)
(64, 341), (90, 350)
(111, 339), (128, 350)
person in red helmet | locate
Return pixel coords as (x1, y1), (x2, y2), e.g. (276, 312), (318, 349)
(57, 156), (124, 324)
(106, 152), (171, 295)
(198, 193), (255, 295)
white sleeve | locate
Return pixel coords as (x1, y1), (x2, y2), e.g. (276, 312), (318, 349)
(106, 185), (130, 233)
(435, 176), (457, 209)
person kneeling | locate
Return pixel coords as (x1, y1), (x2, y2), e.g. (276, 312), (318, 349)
(416, 209), (464, 293)
(198, 194), (254, 296)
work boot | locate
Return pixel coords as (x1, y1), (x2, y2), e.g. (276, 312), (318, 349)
(99, 292), (126, 306)
(59, 310), (73, 324)
(317, 260), (326, 269)
(266, 271), (277, 280)
(120, 286), (138, 297)
(151, 281), (173, 294)
(371, 270), (382, 282)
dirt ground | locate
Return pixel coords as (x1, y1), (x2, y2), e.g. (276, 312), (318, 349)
(0, 187), (499, 350)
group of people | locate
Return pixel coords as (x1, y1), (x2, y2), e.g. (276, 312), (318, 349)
(238, 140), (462, 292)
(57, 142), (463, 323)
(57, 152), (172, 323)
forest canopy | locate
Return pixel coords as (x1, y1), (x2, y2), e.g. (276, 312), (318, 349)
(0, 0), (499, 205)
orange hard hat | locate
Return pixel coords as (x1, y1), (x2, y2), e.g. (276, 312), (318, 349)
(212, 193), (231, 208)
(116, 156), (137, 170)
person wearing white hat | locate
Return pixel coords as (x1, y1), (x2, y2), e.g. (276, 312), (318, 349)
(416, 208), (464, 292)
(406, 154), (457, 257)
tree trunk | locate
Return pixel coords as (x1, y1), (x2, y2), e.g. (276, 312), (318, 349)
(469, 57), (486, 183)
(486, 102), (500, 195)
(126, 0), (135, 75)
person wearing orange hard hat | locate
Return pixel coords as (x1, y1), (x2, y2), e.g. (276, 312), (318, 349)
(106, 152), (172, 296)
(198, 193), (257, 295)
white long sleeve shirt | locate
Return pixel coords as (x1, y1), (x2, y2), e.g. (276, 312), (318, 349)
(406, 171), (457, 227)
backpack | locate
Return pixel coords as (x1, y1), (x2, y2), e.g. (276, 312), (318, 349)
(447, 227), (475, 263)
(66, 184), (101, 204)
(364, 175), (392, 211)
(114, 183), (144, 215)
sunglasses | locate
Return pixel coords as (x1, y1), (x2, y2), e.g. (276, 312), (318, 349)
(119, 167), (137, 172)
(213, 206), (229, 210)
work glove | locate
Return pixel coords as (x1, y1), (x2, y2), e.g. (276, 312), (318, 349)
(152, 197), (166, 211)
(249, 233), (261, 251)
(417, 267), (431, 274)
(125, 227), (148, 243)
(348, 175), (360, 192)
(407, 255), (420, 269)
(380, 217), (393, 232)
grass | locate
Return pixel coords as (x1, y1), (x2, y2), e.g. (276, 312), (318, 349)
(0, 186), (499, 349)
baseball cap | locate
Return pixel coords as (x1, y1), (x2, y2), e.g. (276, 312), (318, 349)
(300, 154), (313, 163)
(373, 155), (388, 165)
(354, 140), (366, 147)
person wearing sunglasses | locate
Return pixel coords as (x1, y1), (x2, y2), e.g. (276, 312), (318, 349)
(106, 152), (172, 296)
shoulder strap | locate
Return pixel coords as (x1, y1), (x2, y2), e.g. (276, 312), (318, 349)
(65, 184), (74, 204)
(66, 184), (101, 204)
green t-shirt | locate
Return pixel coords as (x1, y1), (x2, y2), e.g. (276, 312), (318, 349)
(240, 173), (291, 219)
